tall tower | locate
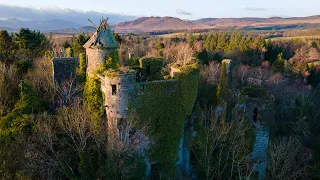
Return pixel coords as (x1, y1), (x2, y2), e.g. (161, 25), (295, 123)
(83, 18), (119, 77)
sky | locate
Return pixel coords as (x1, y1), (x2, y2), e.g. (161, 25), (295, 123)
(1, 0), (320, 20)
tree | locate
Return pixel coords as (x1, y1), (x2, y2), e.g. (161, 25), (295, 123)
(210, 33), (219, 52)
(14, 28), (48, 58)
(24, 105), (148, 179)
(72, 34), (89, 56)
(228, 31), (242, 52)
(192, 108), (253, 180)
(216, 32), (228, 52)
(0, 81), (44, 179)
(65, 47), (74, 58)
(267, 137), (317, 180)
(216, 62), (230, 105)
(62, 41), (71, 48)
(113, 32), (122, 44)
(204, 34), (212, 51)
(272, 53), (285, 72)
(0, 30), (15, 63)
(174, 44), (195, 66)
(187, 33), (196, 47)
(0, 63), (20, 117)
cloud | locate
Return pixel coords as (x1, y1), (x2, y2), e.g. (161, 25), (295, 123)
(0, 5), (137, 25)
(245, 7), (267, 11)
(176, 9), (192, 16)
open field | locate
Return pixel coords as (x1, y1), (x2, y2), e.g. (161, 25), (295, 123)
(49, 34), (74, 45)
(269, 35), (320, 41)
(157, 32), (201, 38)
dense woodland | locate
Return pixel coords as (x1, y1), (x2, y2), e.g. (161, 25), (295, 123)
(0, 28), (320, 179)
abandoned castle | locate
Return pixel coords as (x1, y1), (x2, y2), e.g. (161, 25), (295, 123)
(52, 19), (273, 179)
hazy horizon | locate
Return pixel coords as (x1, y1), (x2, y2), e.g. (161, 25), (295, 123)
(1, 0), (320, 22)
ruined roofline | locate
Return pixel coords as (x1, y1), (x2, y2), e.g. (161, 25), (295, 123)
(83, 18), (119, 49)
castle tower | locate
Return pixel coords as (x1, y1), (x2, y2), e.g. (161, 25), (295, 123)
(83, 19), (119, 77)
(99, 71), (136, 120)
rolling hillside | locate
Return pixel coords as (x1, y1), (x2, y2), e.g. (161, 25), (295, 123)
(1, 15), (320, 33)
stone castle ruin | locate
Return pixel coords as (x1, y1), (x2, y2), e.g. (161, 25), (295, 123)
(81, 18), (199, 177)
(51, 18), (276, 179)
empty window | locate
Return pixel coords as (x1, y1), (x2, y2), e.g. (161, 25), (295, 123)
(112, 85), (117, 95)
(253, 108), (258, 122)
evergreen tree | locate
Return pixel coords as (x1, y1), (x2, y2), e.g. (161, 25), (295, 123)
(272, 53), (285, 72)
(62, 41), (71, 48)
(216, 62), (229, 105)
(72, 34), (89, 56)
(204, 34), (212, 51)
(113, 32), (122, 44)
(228, 31), (242, 52)
(216, 32), (228, 52)
(187, 33), (196, 47)
(210, 33), (219, 52)
(14, 28), (48, 57)
(0, 30), (15, 63)
(65, 47), (74, 58)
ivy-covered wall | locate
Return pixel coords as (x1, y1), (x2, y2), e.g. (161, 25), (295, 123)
(139, 58), (163, 81)
(131, 63), (200, 175)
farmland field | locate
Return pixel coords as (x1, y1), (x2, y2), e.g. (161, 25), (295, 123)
(269, 35), (320, 41)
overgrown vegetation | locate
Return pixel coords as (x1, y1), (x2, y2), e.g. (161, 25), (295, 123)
(0, 26), (320, 179)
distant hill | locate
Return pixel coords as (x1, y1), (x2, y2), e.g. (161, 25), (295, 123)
(114, 15), (320, 33)
(1, 15), (320, 34)
(115, 16), (210, 33)
(0, 18), (82, 31)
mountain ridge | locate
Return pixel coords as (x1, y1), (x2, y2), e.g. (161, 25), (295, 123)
(1, 15), (320, 33)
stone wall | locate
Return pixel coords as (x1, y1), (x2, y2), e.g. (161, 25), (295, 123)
(86, 48), (117, 77)
(245, 96), (275, 123)
(52, 58), (76, 84)
(250, 125), (270, 180)
(99, 72), (136, 120)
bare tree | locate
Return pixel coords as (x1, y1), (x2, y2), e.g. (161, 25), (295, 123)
(0, 62), (20, 116)
(192, 108), (253, 180)
(25, 103), (149, 179)
(55, 77), (83, 106)
(25, 57), (56, 106)
(174, 43), (195, 66)
(267, 137), (317, 180)
(200, 62), (221, 85)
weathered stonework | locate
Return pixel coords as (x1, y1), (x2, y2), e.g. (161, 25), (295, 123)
(52, 58), (76, 84)
(222, 59), (233, 74)
(86, 48), (116, 77)
(99, 71), (136, 120)
(83, 19), (119, 77)
(245, 95), (275, 123)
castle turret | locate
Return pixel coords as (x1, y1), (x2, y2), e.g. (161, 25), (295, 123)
(98, 70), (136, 120)
(83, 19), (119, 77)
